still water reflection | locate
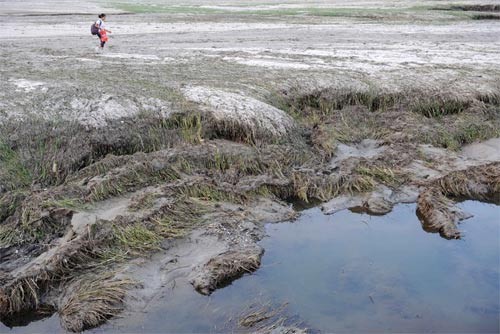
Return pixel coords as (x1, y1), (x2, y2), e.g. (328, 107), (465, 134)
(2, 201), (499, 333)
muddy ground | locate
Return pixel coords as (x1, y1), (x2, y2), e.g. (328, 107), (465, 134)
(0, 0), (499, 332)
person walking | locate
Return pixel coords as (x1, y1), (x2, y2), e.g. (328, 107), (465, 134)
(91, 13), (112, 52)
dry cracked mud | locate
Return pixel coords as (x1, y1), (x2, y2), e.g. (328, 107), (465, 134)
(0, 0), (499, 332)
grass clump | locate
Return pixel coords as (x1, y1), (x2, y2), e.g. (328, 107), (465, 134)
(179, 183), (246, 203)
(88, 164), (180, 202)
(0, 140), (32, 191)
(356, 165), (407, 187)
(0, 225), (18, 247)
(113, 224), (161, 254)
(411, 98), (471, 118)
(59, 274), (134, 332)
(437, 162), (500, 201)
(317, 112), (389, 144)
(0, 191), (26, 223)
(1, 203), (72, 248)
(164, 113), (203, 144)
(471, 14), (500, 20)
(205, 150), (232, 172)
(203, 150), (264, 175)
(427, 121), (500, 150)
(476, 92), (500, 106)
(284, 89), (400, 118)
(152, 216), (195, 239)
(290, 172), (376, 203)
(450, 4), (500, 12)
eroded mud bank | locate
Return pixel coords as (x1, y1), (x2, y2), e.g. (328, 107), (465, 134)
(1, 80), (498, 331)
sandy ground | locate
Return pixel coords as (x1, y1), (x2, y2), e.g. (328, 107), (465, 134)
(0, 1), (499, 101)
(1, 3), (499, 125)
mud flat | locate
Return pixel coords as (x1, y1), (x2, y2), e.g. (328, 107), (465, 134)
(0, 0), (499, 332)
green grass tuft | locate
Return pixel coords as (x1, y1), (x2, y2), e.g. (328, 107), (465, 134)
(0, 140), (32, 191)
(411, 98), (471, 118)
(113, 224), (161, 254)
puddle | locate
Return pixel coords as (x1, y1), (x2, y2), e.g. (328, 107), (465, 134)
(9, 78), (46, 92)
(70, 195), (132, 235)
(461, 138), (500, 162)
(330, 139), (386, 168)
(1, 201), (498, 333)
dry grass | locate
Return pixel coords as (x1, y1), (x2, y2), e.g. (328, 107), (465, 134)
(192, 249), (263, 295)
(437, 162), (500, 202)
(59, 274), (134, 332)
(0, 203), (73, 248)
(421, 117), (500, 151)
(356, 165), (407, 187)
(416, 187), (462, 239)
(178, 183), (246, 203)
(290, 171), (376, 203)
(238, 302), (288, 328)
(476, 92), (500, 106)
(164, 112), (203, 144)
(1, 81), (498, 330)
(87, 162), (180, 202)
(417, 163), (500, 239)
(0, 277), (44, 316)
(113, 224), (161, 254)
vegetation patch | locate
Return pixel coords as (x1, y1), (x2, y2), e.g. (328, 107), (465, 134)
(59, 274), (134, 332)
(2, 79), (499, 332)
(0, 206), (72, 248)
(424, 120), (500, 151)
(287, 171), (376, 203)
(356, 165), (407, 187)
(191, 248), (263, 295)
(179, 183), (246, 203)
(437, 162), (500, 202)
(0, 140), (32, 192)
(471, 14), (500, 19)
(476, 92), (500, 106)
(438, 4), (500, 12)
(0, 191), (26, 224)
(282, 89), (402, 117)
(411, 98), (471, 118)
(113, 224), (161, 254)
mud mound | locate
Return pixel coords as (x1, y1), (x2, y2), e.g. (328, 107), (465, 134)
(461, 138), (500, 162)
(59, 275), (133, 332)
(416, 187), (470, 239)
(437, 162), (500, 202)
(191, 247), (263, 295)
(182, 86), (296, 142)
(417, 162), (500, 239)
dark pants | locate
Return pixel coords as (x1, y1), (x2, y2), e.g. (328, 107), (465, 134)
(96, 32), (105, 48)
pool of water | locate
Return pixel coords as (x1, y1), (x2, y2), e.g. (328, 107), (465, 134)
(2, 201), (499, 333)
